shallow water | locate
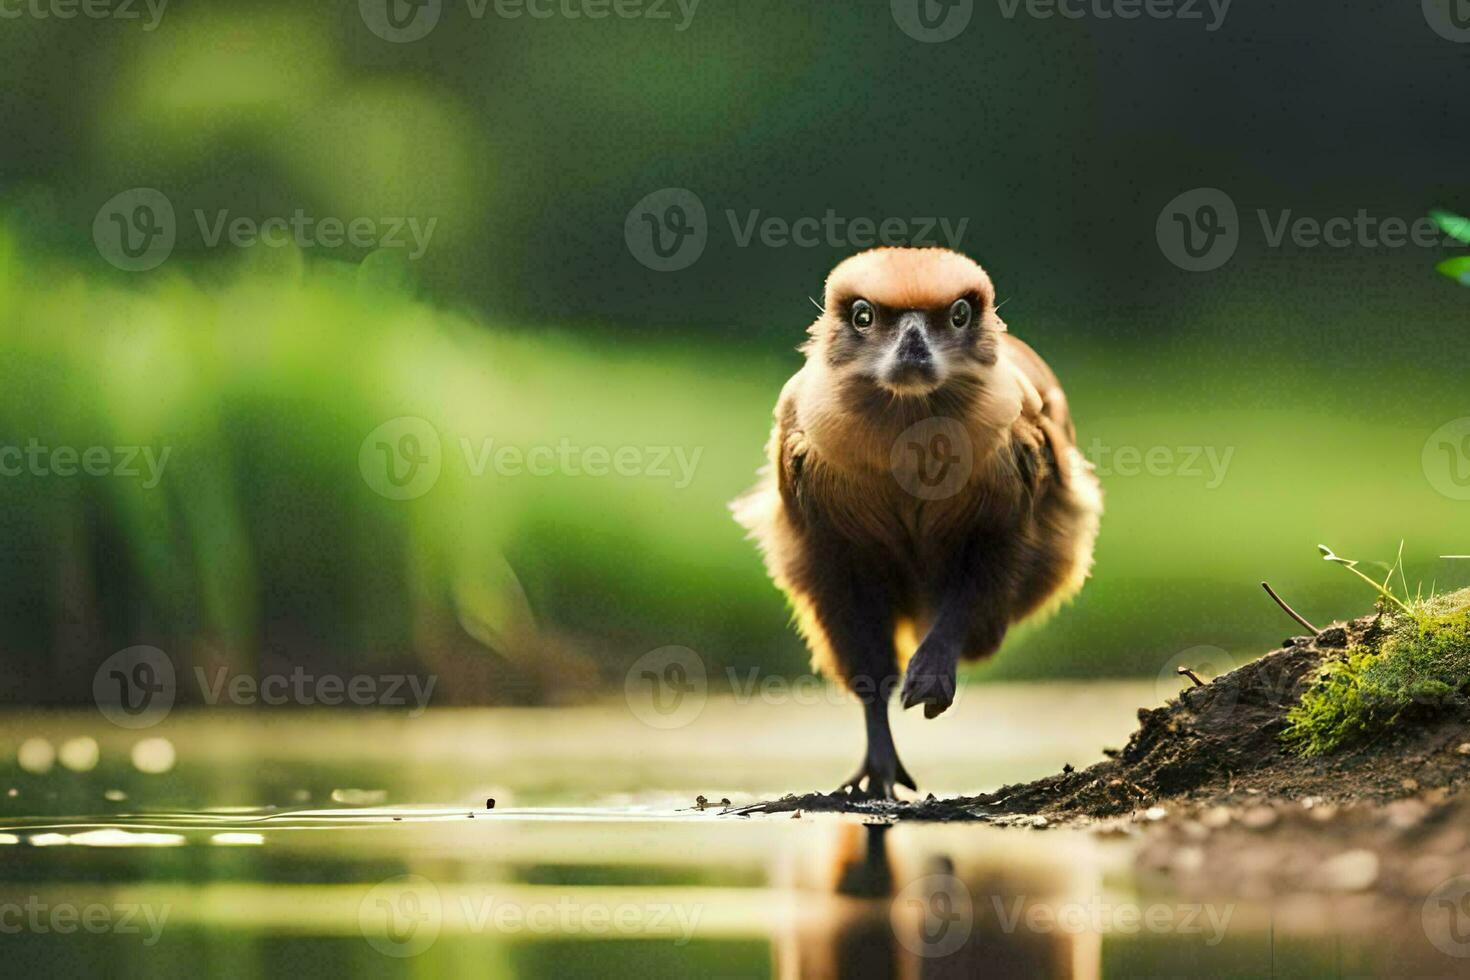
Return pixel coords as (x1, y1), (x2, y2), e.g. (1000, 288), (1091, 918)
(0, 686), (1459, 977)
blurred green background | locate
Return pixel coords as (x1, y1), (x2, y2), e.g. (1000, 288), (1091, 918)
(1, 0), (1467, 705)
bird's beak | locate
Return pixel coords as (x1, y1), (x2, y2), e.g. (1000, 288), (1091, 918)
(884, 312), (939, 392)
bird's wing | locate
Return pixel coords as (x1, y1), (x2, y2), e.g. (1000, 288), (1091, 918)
(774, 391), (811, 527)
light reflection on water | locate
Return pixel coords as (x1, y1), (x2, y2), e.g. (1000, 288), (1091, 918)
(0, 699), (1458, 977)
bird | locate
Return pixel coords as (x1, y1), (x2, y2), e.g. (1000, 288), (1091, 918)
(731, 247), (1102, 799)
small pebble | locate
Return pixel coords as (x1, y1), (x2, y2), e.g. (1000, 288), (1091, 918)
(486, 798), (496, 810)
(1385, 799), (1428, 829)
(1315, 849), (1379, 892)
(1241, 806), (1278, 830)
(1200, 807), (1233, 829)
(1455, 743), (1470, 756)
(1172, 845), (1205, 873)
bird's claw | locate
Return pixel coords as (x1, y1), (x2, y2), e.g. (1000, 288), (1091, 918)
(835, 754), (917, 802)
(900, 651), (957, 718)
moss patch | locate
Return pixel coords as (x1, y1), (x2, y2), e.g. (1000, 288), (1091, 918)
(1283, 589), (1470, 756)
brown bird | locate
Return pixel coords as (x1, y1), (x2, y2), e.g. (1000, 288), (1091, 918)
(732, 248), (1102, 799)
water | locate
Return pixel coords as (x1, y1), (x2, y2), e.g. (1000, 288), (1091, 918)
(0, 686), (1453, 977)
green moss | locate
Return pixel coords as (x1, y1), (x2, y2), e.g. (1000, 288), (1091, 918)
(1283, 589), (1470, 756)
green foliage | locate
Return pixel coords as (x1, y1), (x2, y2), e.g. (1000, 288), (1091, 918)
(1283, 587), (1470, 756)
(1430, 210), (1470, 285)
(4, 219), (1470, 690)
(1436, 255), (1470, 286)
(1431, 209), (1470, 245)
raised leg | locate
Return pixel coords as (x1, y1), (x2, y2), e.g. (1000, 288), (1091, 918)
(901, 534), (1015, 718)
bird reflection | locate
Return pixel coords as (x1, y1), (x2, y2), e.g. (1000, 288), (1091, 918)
(774, 822), (1099, 980)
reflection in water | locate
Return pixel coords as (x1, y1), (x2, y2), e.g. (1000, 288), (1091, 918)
(775, 822), (1100, 979)
(2, 709), (1467, 977)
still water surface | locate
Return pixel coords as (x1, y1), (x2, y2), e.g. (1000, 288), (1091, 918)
(0, 685), (1449, 977)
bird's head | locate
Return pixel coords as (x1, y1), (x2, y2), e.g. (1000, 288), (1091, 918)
(806, 248), (1004, 400)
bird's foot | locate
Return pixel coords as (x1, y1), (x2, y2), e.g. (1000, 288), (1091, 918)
(900, 643), (958, 718)
(835, 750), (917, 802)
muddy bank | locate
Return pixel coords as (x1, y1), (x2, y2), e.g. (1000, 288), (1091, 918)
(730, 613), (1470, 824)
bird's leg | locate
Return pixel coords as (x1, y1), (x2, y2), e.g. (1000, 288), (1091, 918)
(836, 679), (917, 800)
(793, 532), (908, 799)
(902, 535), (1013, 718)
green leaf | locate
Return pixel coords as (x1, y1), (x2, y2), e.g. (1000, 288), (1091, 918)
(1431, 209), (1470, 245)
(1435, 256), (1470, 286)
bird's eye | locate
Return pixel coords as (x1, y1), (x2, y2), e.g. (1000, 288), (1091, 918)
(950, 299), (973, 329)
(851, 300), (875, 332)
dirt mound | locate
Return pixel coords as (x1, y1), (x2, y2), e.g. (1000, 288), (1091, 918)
(732, 614), (1470, 823)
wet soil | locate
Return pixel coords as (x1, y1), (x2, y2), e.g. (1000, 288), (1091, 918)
(730, 613), (1470, 826)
